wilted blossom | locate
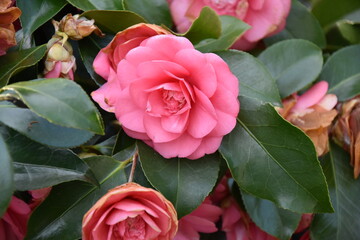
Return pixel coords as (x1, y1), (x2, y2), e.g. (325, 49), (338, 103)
(174, 197), (222, 240)
(278, 81), (338, 156)
(82, 182), (178, 240)
(167, 0), (291, 50)
(92, 24), (239, 159)
(332, 95), (360, 178)
(43, 35), (76, 80)
(52, 14), (104, 40)
(0, 0), (21, 56)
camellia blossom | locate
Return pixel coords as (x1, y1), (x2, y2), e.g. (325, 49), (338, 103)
(174, 197), (222, 240)
(82, 182), (178, 240)
(278, 81), (338, 156)
(167, 0), (291, 50)
(0, 0), (21, 56)
(92, 24), (239, 159)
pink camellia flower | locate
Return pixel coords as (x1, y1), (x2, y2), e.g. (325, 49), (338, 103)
(278, 81), (338, 156)
(82, 182), (178, 240)
(92, 25), (239, 159)
(174, 197), (222, 240)
(167, 0), (291, 50)
(0, 196), (31, 240)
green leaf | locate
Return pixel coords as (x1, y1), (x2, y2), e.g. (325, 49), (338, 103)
(137, 141), (221, 218)
(17, 0), (67, 36)
(312, 0), (360, 29)
(311, 143), (360, 240)
(241, 191), (302, 240)
(320, 44), (360, 101)
(217, 50), (281, 105)
(3, 127), (97, 190)
(0, 45), (47, 87)
(196, 15), (250, 53)
(67, 0), (123, 11)
(265, 0), (326, 48)
(0, 132), (13, 217)
(220, 96), (333, 213)
(183, 7), (221, 45)
(335, 20), (360, 44)
(258, 39), (323, 98)
(0, 105), (93, 148)
(1, 78), (104, 135)
(123, 0), (172, 26)
(81, 10), (146, 34)
(25, 156), (127, 240)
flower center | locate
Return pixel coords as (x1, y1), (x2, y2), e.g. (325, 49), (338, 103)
(162, 89), (186, 114)
(205, 0), (237, 9)
(113, 215), (146, 240)
(203, 0), (248, 19)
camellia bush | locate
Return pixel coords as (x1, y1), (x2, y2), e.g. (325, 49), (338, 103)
(1, 0), (360, 239)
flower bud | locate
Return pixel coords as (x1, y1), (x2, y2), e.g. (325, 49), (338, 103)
(332, 96), (360, 178)
(53, 14), (104, 40)
(0, 0), (21, 56)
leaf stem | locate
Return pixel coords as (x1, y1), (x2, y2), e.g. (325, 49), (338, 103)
(128, 152), (138, 183)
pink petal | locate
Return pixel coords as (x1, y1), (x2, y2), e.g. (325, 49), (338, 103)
(113, 199), (158, 218)
(125, 46), (172, 65)
(112, 37), (145, 65)
(161, 111), (189, 133)
(45, 61), (62, 78)
(93, 51), (111, 80)
(140, 213), (161, 232)
(169, 0), (193, 33)
(185, 215), (218, 233)
(317, 94), (337, 110)
(105, 209), (138, 225)
(251, 0), (265, 10)
(143, 114), (182, 143)
(209, 110), (238, 137)
(91, 78), (121, 112)
(292, 81), (329, 111)
(187, 136), (222, 159)
(116, 59), (138, 89)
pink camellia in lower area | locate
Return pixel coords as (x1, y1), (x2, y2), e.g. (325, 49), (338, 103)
(0, 196), (31, 240)
(82, 182), (178, 240)
(167, 0), (291, 50)
(174, 197), (222, 240)
(92, 27), (239, 159)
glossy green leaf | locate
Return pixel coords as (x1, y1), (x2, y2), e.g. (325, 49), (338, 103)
(320, 44), (360, 101)
(196, 15), (249, 52)
(17, 0), (67, 35)
(3, 127), (97, 190)
(0, 45), (47, 87)
(312, 0), (360, 29)
(1, 78), (104, 135)
(123, 0), (171, 26)
(67, 0), (123, 11)
(0, 105), (93, 148)
(217, 50), (281, 105)
(183, 7), (221, 45)
(138, 141), (221, 218)
(82, 10), (146, 34)
(336, 20), (360, 44)
(258, 39), (323, 98)
(311, 143), (360, 240)
(242, 191), (301, 240)
(25, 156), (127, 240)
(265, 0), (326, 48)
(0, 133), (13, 217)
(220, 96), (333, 213)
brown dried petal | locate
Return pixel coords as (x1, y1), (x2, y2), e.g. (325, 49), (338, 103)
(0, 6), (21, 25)
(291, 109), (338, 131)
(306, 127), (329, 157)
(0, 0), (11, 11)
(353, 133), (360, 179)
(0, 24), (15, 56)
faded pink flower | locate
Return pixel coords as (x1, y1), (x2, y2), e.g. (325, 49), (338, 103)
(82, 182), (178, 240)
(295, 214), (313, 234)
(92, 27), (239, 159)
(0, 196), (31, 240)
(28, 188), (51, 210)
(174, 197), (222, 240)
(167, 0), (291, 50)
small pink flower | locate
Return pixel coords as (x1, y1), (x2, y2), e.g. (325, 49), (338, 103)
(174, 197), (222, 240)
(0, 196), (31, 240)
(82, 182), (178, 240)
(167, 0), (291, 50)
(295, 214), (313, 234)
(92, 26), (239, 159)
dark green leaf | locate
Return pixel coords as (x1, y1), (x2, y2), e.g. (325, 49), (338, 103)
(81, 10), (146, 34)
(242, 191), (301, 240)
(220, 97), (333, 213)
(17, 0), (67, 36)
(0, 133), (13, 217)
(1, 78), (104, 135)
(258, 39), (323, 98)
(0, 106), (93, 148)
(138, 141), (221, 218)
(320, 44), (360, 101)
(311, 143), (360, 240)
(183, 7), (221, 45)
(3, 127), (97, 190)
(123, 0), (171, 26)
(0, 45), (47, 87)
(25, 156), (127, 240)
(217, 50), (281, 105)
(336, 20), (360, 44)
(196, 15), (249, 52)
(67, 0), (123, 11)
(265, 0), (326, 48)
(112, 129), (136, 155)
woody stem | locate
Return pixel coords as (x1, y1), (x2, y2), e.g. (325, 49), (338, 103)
(128, 151), (138, 183)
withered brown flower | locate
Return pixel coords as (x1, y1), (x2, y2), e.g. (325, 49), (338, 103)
(0, 0), (21, 56)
